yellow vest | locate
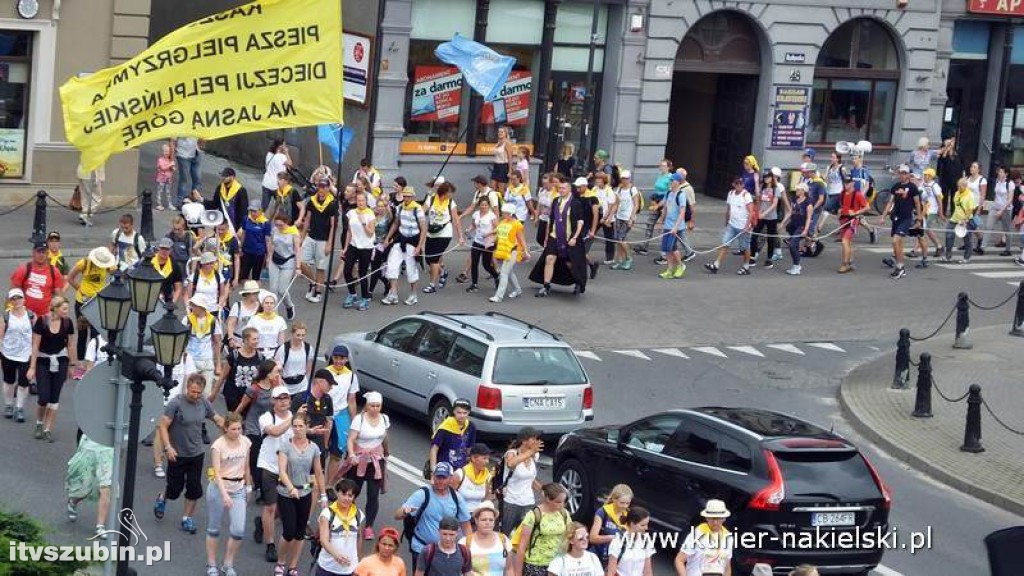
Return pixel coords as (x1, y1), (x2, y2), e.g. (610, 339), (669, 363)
(75, 260), (109, 303)
(494, 218), (523, 262)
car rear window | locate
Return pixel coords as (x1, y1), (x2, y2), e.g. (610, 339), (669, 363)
(773, 451), (881, 502)
(492, 347), (587, 385)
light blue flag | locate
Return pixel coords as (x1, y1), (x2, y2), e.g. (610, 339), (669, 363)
(435, 34), (516, 102)
(318, 124), (354, 164)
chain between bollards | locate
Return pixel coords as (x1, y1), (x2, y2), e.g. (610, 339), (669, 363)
(911, 352), (933, 418)
(952, 292), (972, 350)
(960, 384), (984, 453)
(892, 328), (911, 389)
(1011, 280), (1024, 338)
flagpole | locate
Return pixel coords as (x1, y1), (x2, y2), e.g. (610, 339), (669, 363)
(309, 122), (345, 390)
(433, 123), (470, 183)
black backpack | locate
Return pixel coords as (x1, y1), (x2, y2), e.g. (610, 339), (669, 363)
(401, 486), (463, 552)
(491, 451), (516, 503)
(421, 542), (472, 574)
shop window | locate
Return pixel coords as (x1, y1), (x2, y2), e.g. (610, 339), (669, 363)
(809, 19), (900, 145)
(0, 31), (31, 179)
(487, 0), (544, 45)
(475, 44), (536, 153)
(411, 0), (475, 41)
(404, 40), (467, 154)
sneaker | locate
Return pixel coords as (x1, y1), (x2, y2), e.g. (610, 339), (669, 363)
(466, 284), (479, 293)
(343, 294), (357, 308)
(288, 569), (300, 576)
(3, 405), (12, 419)
(939, 255), (952, 263)
(403, 295), (418, 306)
(206, 566), (219, 576)
(422, 284), (437, 294)
(882, 256), (895, 269)
(153, 465), (165, 479)
(907, 250), (918, 258)
(609, 261), (622, 270)
(747, 259), (757, 268)
(67, 499), (78, 522)
(620, 258), (633, 271)
(974, 247), (985, 255)
(890, 267), (907, 280)
(285, 305), (295, 321)
(254, 516), (263, 543)
(703, 262), (719, 274)
(602, 259), (615, 266)
(222, 566), (238, 576)
(326, 279), (339, 292)
(589, 262), (599, 280)
(535, 287), (550, 298)
(155, 205), (165, 211)
(934, 246), (943, 258)
(153, 494), (166, 519)
(785, 265), (802, 275)
(683, 251), (697, 262)
(672, 264), (686, 279)
(439, 268), (449, 288)
(1001, 250), (1013, 257)
(358, 298), (370, 311)
(274, 562), (285, 575)
(736, 266), (751, 275)
(634, 247), (649, 255)
(381, 293), (399, 305)
(1015, 257), (1024, 267)
(33, 422), (43, 439)
(731, 249), (744, 256)
(763, 261), (774, 269)
(489, 296), (502, 303)
(15, 408), (24, 423)
(182, 516), (196, 534)
(658, 269), (674, 279)
(94, 526), (107, 540)
(455, 273), (469, 284)
(508, 289), (521, 299)
(914, 259), (929, 269)
(309, 292), (322, 303)
(838, 264), (853, 273)
(653, 257), (668, 265)
(363, 526), (375, 540)
(266, 544), (278, 563)
(770, 251), (783, 262)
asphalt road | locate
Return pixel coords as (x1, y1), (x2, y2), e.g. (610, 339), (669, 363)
(1, 204), (1021, 574)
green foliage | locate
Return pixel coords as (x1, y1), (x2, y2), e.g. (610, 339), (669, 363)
(0, 507), (91, 575)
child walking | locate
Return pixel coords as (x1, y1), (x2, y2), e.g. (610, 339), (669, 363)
(156, 143), (177, 210)
(490, 204), (530, 303)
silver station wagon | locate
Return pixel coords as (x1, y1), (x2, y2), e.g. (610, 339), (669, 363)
(335, 311), (594, 435)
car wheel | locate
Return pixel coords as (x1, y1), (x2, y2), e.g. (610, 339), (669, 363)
(429, 397), (452, 433)
(556, 459), (592, 520)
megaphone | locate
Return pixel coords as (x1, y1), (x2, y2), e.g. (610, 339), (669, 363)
(181, 202), (204, 226)
(854, 140), (873, 156)
(835, 141), (854, 155)
(201, 210), (225, 228)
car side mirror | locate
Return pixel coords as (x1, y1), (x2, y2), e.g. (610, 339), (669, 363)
(365, 332), (376, 341)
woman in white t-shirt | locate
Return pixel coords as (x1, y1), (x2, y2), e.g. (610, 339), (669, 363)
(453, 443), (493, 514)
(466, 199), (499, 293)
(547, 522), (604, 576)
(500, 427), (542, 536)
(674, 500), (733, 576)
(273, 322), (312, 396)
(345, 391), (389, 540)
(225, 281), (262, 348)
(245, 291), (288, 358)
(593, 173), (617, 265)
(605, 507), (655, 576)
(255, 385), (293, 561)
(534, 175), (556, 246)
(262, 138), (292, 210)
(316, 477), (365, 576)
(461, 501), (512, 576)
(966, 161), (988, 251)
(504, 170), (533, 222)
(984, 165), (1016, 254)
(421, 182), (463, 294)
(342, 192), (378, 310)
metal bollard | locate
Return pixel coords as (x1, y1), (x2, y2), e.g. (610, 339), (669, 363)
(891, 328), (911, 389)
(953, 292), (972, 349)
(960, 384), (984, 453)
(139, 189), (154, 244)
(1011, 280), (1024, 338)
(911, 352), (933, 418)
(30, 190), (46, 243)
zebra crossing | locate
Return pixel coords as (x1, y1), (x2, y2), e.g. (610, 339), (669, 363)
(860, 246), (1024, 286)
(574, 341), (850, 363)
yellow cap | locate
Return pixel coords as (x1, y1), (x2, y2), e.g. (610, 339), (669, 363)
(923, 168), (936, 178)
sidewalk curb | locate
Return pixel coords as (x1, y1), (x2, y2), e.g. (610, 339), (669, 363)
(838, 342), (1024, 518)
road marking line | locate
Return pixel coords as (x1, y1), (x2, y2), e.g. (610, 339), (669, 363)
(1011, 281), (1021, 287)
(691, 346), (727, 358)
(576, 351), (602, 361)
(388, 455), (424, 475)
(766, 343), (804, 355)
(387, 456), (428, 487)
(975, 270), (1024, 279)
(807, 342), (846, 352)
(652, 348), (690, 359)
(872, 564), (904, 576)
(869, 345), (880, 351)
(612, 349), (652, 361)
(933, 262), (1015, 270)
(727, 345), (764, 357)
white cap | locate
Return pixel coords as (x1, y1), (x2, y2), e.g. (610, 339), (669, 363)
(770, 166), (782, 178)
(620, 170), (632, 179)
(433, 176), (445, 185)
(501, 203), (516, 215)
(7, 288), (24, 299)
(188, 294), (209, 309)
(364, 391), (383, 404)
(573, 177), (589, 187)
(271, 386), (290, 398)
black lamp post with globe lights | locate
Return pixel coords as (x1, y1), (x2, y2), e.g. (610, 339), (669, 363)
(96, 256), (189, 576)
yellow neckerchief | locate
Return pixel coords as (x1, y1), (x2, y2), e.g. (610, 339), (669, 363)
(695, 522), (731, 542)
(216, 230), (235, 268)
(601, 503), (628, 531)
(218, 229), (235, 244)
(152, 256), (173, 277)
(198, 267), (218, 283)
(461, 463), (491, 486)
(276, 184), (294, 202)
(354, 206), (374, 218)
(327, 365), (351, 377)
(328, 502), (359, 534)
(258, 310), (279, 321)
(248, 211), (268, 225)
(187, 312), (213, 338)
(581, 187), (597, 198)
(219, 179), (242, 202)
(279, 224), (300, 235)
(48, 249), (63, 267)
(310, 192), (336, 213)
(509, 184), (529, 198)
(810, 175), (826, 186)
(429, 195), (451, 213)
(431, 416), (468, 439)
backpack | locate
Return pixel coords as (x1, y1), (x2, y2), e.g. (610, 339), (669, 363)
(191, 267), (223, 293)
(465, 532), (509, 559)
(422, 542), (472, 574)
(425, 195), (456, 234)
(511, 507), (571, 554)
(16, 262), (57, 294)
(2, 308), (35, 327)
(280, 341), (311, 369)
(168, 232), (193, 266)
(111, 230), (144, 263)
(491, 450), (517, 502)
(401, 486), (463, 551)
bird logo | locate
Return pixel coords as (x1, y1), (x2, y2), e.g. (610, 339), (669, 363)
(89, 508), (148, 546)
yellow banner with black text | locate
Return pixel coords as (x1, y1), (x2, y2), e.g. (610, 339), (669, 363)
(60, 0), (343, 171)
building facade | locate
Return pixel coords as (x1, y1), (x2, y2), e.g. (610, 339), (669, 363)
(0, 0), (150, 204)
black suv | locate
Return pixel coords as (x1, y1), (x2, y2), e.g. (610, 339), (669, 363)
(553, 407), (891, 575)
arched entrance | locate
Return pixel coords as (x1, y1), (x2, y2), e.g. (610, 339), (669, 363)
(665, 12), (763, 198)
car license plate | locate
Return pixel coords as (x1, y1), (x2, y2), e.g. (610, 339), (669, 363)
(811, 512), (856, 527)
(523, 396), (564, 410)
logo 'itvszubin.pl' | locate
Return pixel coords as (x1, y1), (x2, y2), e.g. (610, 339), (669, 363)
(7, 508), (171, 566)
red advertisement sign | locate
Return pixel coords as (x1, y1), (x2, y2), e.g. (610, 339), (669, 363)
(410, 66), (463, 123)
(482, 70), (532, 126)
(968, 0), (1024, 16)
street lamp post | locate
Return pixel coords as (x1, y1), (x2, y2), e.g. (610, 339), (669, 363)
(97, 257), (188, 576)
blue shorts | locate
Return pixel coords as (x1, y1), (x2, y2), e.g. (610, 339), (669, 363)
(824, 195), (841, 214)
(614, 219), (632, 241)
(891, 218), (913, 237)
(722, 225), (751, 251)
(661, 230), (683, 253)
